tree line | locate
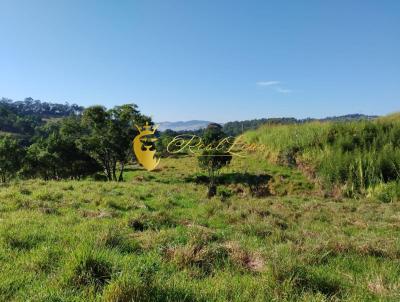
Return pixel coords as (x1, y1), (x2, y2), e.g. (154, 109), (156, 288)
(222, 115), (377, 137)
(0, 97), (84, 136)
(0, 104), (151, 182)
(1, 97), (84, 118)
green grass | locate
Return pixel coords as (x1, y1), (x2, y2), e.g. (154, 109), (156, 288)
(0, 155), (399, 301)
(244, 115), (400, 199)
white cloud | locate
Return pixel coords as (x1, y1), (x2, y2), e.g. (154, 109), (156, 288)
(257, 80), (292, 94)
(256, 81), (280, 86)
(276, 87), (292, 94)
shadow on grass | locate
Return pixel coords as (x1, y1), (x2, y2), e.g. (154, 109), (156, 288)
(185, 172), (272, 197)
(124, 167), (144, 172)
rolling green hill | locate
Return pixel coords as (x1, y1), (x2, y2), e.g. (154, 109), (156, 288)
(0, 97), (83, 137)
(244, 113), (400, 201)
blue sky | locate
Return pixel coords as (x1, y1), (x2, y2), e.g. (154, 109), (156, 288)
(0, 0), (399, 122)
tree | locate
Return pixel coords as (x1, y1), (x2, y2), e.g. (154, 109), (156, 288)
(156, 129), (177, 156)
(198, 124), (232, 197)
(20, 120), (102, 180)
(0, 135), (24, 182)
(79, 104), (151, 181)
(108, 104), (151, 181)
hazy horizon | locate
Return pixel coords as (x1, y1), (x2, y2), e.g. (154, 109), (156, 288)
(0, 95), (389, 123)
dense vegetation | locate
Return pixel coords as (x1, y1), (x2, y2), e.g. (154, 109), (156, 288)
(0, 102), (151, 182)
(0, 97), (83, 136)
(245, 114), (400, 201)
(222, 114), (377, 137)
(0, 97), (84, 118)
(0, 102), (42, 136)
(223, 118), (298, 136)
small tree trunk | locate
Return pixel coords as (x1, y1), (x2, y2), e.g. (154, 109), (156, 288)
(103, 152), (113, 181)
(111, 159), (117, 181)
(118, 162), (124, 182)
(102, 157), (111, 181)
(207, 168), (217, 198)
(207, 182), (217, 198)
(104, 165), (111, 181)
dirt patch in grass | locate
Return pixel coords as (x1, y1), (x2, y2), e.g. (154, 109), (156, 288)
(128, 211), (178, 232)
(224, 241), (265, 272)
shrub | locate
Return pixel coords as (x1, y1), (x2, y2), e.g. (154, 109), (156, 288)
(367, 182), (400, 203)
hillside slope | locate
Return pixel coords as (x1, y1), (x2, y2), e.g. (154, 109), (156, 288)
(244, 113), (400, 200)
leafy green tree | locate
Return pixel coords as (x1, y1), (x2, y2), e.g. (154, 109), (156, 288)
(108, 104), (150, 181)
(22, 141), (57, 180)
(0, 135), (25, 182)
(78, 106), (117, 181)
(79, 104), (151, 181)
(198, 124), (232, 197)
(21, 120), (101, 180)
(156, 129), (177, 156)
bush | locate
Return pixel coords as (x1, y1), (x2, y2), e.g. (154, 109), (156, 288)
(367, 182), (400, 203)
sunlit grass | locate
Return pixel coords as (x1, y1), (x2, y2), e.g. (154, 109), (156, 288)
(0, 156), (399, 301)
(244, 115), (400, 199)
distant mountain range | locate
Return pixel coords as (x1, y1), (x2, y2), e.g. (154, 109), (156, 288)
(157, 114), (378, 132)
(157, 120), (215, 132)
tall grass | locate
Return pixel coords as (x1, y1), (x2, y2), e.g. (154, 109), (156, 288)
(245, 116), (400, 198)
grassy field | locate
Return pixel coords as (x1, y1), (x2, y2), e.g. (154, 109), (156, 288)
(0, 154), (399, 301)
(244, 115), (400, 200)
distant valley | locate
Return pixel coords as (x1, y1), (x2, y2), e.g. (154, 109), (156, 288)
(157, 120), (215, 132)
(157, 114), (378, 134)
